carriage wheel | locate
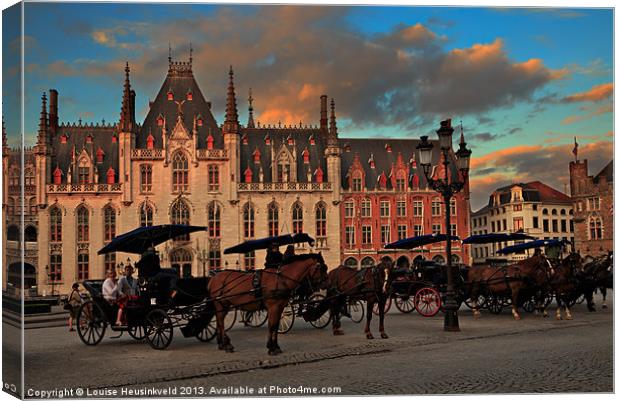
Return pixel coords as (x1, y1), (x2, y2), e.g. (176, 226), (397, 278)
(543, 292), (554, 308)
(196, 321), (217, 342)
(414, 287), (442, 317)
(243, 309), (268, 328)
(348, 300), (365, 323)
(277, 302), (295, 334)
(372, 297), (392, 316)
(77, 301), (107, 346)
(576, 294), (586, 304)
(522, 297), (536, 313)
(395, 294), (416, 314)
(145, 309), (174, 350)
(308, 294), (332, 329)
(464, 294), (486, 310)
(487, 296), (503, 314)
(128, 324), (147, 341)
(224, 308), (237, 332)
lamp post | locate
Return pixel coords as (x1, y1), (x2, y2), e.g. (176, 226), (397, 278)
(45, 264), (56, 297)
(416, 119), (472, 332)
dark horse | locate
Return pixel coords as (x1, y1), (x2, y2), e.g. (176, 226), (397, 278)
(579, 252), (613, 311)
(327, 260), (394, 339)
(547, 253), (583, 320)
(207, 253), (328, 355)
(468, 254), (553, 320)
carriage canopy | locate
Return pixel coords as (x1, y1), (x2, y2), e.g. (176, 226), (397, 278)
(97, 224), (208, 255)
(463, 232), (535, 244)
(384, 234), (460, 250)
(223, 233), (315, 254)
(497, 239), (569, 255)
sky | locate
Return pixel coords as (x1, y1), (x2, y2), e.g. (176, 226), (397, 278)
(1, 2), (614, 209)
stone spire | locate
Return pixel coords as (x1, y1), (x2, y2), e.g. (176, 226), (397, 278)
(247, 87), (255, 128)
(328, 98), (339, 147)
(2, 115), (7, 151)
(37, 92), (48, 146)
(224, 65), (239, 130)
(459, 120), (465, 145)
(119, 62), (135, 132)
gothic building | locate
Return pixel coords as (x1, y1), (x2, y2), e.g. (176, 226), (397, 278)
(3, 52), (471, 296)
(569, 158), (613, 256)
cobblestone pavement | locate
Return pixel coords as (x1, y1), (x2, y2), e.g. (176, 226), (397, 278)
(18, 292), (613, 396)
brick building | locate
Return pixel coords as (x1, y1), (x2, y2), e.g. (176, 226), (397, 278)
(3, 52), (471, 296)
(569, 159), (613, 256)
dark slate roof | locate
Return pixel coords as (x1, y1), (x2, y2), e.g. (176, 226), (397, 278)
(594, 160), (613, 184)
(51, 124), (119, 183)
(488, 181), (571, 207)
(338, 138), (456, 190)
(137, 63), (221, 149)
(240, 127), (326, 183)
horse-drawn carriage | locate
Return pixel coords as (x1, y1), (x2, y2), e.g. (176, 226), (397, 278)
(77, 225), (215, 350)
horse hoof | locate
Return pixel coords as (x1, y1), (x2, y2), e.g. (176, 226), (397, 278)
(513, 316), (521, 321)
(566, 316), (573, 321)
(473, 312), (481, 318)
(333, 329), (344, 336)
(556, 315), (562, 321)
(380, 333), (389, 339)
(366, 333), (374, 340)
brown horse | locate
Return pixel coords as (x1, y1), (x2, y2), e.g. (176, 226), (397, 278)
(327, 261), (394, 339)
(207, 253), (328, 355)
(468, 254), (553, 320)
(548, 253), (583, 320)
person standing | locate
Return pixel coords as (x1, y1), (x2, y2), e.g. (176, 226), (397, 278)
(67, 283), (82, 332)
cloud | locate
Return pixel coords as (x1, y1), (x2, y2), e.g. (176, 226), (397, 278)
(561, 103), (613, 125)
(561, 82), (613, 103)
(567, 59), (611, 78)
(469, 140), (613, 209)
(29, 5), (565, 130)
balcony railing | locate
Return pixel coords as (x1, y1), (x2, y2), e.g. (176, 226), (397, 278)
(131, 148), (164, 160)
(47, 183), (122, 194)
(197, 148), (228, 160)
(238, 182), (332, 192)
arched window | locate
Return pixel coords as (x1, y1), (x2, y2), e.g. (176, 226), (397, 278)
(104, 253), (116, 273)
(76, 206), (89, 242)
(542, 208), (548, 215)
(551, 209), (557, 215)
(172, 152), (189, 193)
(24, 168), (35, 187)
(243, 203), (254, 239)
(77, 157), (90, 185)
(315, 202), (327, 238)
(432, 198), (442, 216)
(140, 203), (154, 227)
(344, 257), (358, 268)
(7, 225), (19, 241)
(451, 254), (461, 265)
(450, 198), (457, 216)
(292, 202), (303, 234)
(103, 206), (116, 242)
(171, 199), (190, 241)
(361, 257), (375, 268)
(432, 255), (445, 264)
(208, 164), (219, 191)
(361, 198), (371, 218)
(24, 225), (37, 242)
(352, 171), (363, 192)
(29, 197), (37, 215)
(276, 151), (292, 182)
(9, 169), (19, 187)
(50, 206), (62, 242)
(170, 248), (193, 278)
(395, 170), (407, 192)
(208, 201), (221, 238)
(268, 202), (279, 236)
(589, 216), (603, 240)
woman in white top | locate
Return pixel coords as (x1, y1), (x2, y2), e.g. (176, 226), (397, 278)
(102, 269), (124, 326)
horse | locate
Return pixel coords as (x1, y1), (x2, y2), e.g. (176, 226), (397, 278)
(206, 253), (328, 355)
(467, 254), (554, 320)
(579, 252), (613, 311)
(327, 260), (394, 339)
(547, 253), (583, 320)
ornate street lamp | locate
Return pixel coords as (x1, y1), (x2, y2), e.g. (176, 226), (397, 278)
(417, 119), (471, 332)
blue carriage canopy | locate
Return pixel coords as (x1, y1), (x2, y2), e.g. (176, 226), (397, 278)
(497, 239), (570, 255)
(384, 234), (460, 250)
(98, 224), (208, 255)
(223, 233), (315, 255)
(462, 232), (536, 244)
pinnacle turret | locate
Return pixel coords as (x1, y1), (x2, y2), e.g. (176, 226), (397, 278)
(224, 66), (239, 130)
(247, 87), (255, 128)
(119, 62), (135, 132)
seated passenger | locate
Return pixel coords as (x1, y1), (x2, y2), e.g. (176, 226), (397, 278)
(118, 264), (139, 298)
(265, 243), (283, 269)
(102, 269), (124, 326)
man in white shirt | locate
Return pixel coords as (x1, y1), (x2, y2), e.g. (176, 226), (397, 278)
(102, 269), (124, 326)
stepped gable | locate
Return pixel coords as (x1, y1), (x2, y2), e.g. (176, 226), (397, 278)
(138, 54), (221, 149)
(339, 138), (450, 190)
(51, 123), (118, 183)
(594, 160), (613, 184)
(240, 126), (326, 183)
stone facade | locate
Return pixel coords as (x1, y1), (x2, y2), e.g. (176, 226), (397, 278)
(569, 159), (613, 257)
(470, 181), (574, 263)
(3, 54), (471, 296)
